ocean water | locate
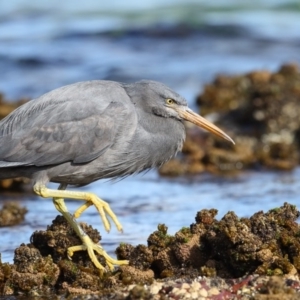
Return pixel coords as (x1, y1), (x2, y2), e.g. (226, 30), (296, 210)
(0, 0), (300, 263)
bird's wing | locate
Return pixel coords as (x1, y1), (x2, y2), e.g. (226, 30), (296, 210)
(0, 81), (132, 167)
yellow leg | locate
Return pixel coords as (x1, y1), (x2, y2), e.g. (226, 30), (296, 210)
(34, 183), (122, 232)
(36, 183), (128, 272)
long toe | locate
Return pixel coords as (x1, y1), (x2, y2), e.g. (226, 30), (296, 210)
(67, 235), (128, 272)
(74, 194), (123, 232)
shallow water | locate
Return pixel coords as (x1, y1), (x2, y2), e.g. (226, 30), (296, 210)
(1, 168), (300, 263)
(1, 0), (300, 264)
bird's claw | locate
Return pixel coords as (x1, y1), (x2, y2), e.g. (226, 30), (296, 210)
(73, 194), (123, 233)
(67, 235), (128, 272)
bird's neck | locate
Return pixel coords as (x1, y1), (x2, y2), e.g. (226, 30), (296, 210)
(130, 113), (186, 168)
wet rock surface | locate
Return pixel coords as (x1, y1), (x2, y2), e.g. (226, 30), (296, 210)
(0, 203), (300, 298)
(117, 202), (300, 280)
(0, 202), (27, 227)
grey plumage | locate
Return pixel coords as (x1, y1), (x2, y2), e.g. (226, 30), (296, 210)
(0, 80), (188, 185)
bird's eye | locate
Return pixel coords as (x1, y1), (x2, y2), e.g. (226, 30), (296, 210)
(166, 98), (175, 105)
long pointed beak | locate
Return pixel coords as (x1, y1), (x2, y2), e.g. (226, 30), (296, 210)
(177, 107), (235, 144)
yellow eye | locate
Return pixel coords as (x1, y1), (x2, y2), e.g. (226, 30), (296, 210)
(166, 98), (174, 105)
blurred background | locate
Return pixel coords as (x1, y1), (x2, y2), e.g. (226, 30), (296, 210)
(1, 0), (300, 263)
(2, 0), (300, 100)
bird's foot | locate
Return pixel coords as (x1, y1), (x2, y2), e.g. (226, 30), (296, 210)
(34, 184), (123, 234)
(73, 194), (123, 233)
(67, 235), (129, 272)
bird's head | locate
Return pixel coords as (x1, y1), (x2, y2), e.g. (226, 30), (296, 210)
(125, 80), (234, 144)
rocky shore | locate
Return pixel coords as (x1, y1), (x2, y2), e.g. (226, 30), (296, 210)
(1, 64), (300, 298)
(0, 203), (299, 299)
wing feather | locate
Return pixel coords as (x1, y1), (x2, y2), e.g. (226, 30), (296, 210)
(0, 81), (130, 167)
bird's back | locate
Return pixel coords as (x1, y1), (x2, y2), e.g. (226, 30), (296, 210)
(0, 81), (137, 180)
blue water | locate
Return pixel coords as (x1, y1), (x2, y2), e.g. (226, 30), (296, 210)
(1, 0), (300, 264)
(1, 0), (300, 100)
(1, 169), (300, 263)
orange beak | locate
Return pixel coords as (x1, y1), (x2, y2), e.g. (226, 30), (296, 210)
(177, 107), (235, 144)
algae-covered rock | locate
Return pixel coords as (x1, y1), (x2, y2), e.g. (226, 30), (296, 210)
(118, 202), (300, 279)
(0, 202), (27, 227)
(0, 203), (300, 297)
